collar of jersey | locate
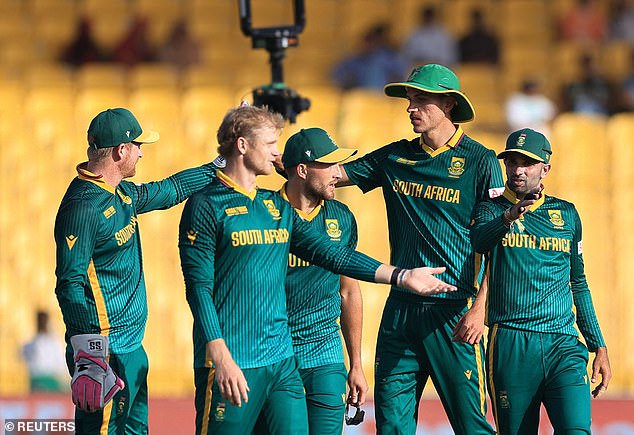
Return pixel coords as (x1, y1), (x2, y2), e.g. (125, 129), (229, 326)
(76, 162), (116, 194)
(502, 186), (545, 211)
(279, 183), (323, 221)
(420, 125), (464, 157)
(217, 170), (257, 200)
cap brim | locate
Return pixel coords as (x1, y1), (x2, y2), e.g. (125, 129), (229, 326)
(314, 148), (358, 164)
(384, 83), (475, 123)
(497, 149), (545, 162)
(133, 129), (160, 144)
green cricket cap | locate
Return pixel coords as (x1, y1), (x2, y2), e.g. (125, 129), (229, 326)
(498, 128), (552, 163)
(282, 128), (357, 168)
(384, 64), (475, 123)
(87, 108), (159, 149)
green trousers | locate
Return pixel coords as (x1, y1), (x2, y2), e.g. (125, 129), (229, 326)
(195, 356), (308, 435)
(70, 345), (149, 435)
(299, 363), (348, 435)
(487, 325), (591, 435)
(374, 291), (494, 435)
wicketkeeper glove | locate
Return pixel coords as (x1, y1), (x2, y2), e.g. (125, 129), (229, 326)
(70, 334), (125, 413)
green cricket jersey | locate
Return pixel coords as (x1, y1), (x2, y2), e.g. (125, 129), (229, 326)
(344, 126), (505, 298)
(179, 171), (381, 370)
(279, 185), (357, 369)
(54, 162), (217, 354)
(470, 187), (606, 351)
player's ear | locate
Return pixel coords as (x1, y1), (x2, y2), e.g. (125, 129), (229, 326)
(236, 136), (249, 155)
(541, 163), (551, 178)
(297, 163), (309, 180)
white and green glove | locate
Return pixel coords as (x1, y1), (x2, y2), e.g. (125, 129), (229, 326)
(70, 334), (125, 413)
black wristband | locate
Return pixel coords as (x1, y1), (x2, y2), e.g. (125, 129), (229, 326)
(390, 268), (403, 286)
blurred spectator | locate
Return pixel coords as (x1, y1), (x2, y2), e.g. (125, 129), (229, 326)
(112, 15), (156, 67)
(505, 78), (557, 136)
(400, 5), (458, 69)
(158, 20), (201, 72)
(558, 0), (607, 45)
(561, 53), (613, 115)
(59, 16), (107, 67)
(608, 0), (634, 44)
(617, 50), (634, 112)
(21, 311), (68, 393)
(331, 23), (408, 91)
(458, 8), (500, 65)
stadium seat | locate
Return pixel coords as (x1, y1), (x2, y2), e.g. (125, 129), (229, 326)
(128, 63), (180, 88)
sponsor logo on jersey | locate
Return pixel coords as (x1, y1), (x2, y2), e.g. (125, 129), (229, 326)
(578, 240), (583, 254)
(325, 219), (342, 240)
(263, 200), (281, 220)
(215, 402), (226, 422)
(498, 391), (510, 408)
(187, 230), (197, 244)
(225, 206), (248, 216)
(65, 235), (78, 250)
(448, 157), (465, 177)
(395, 157), (417, 165)
(103, 206), (116, 219)
(464, 369), (472, 380)
(548, 210), (565, 227)
(114, 216), (138, 246)
(488, 187), (504, 198)
(117, 191), (132, 205)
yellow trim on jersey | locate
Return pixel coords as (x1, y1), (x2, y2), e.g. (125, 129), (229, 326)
(100, 400), (113, 435)
(77, 163), (116, 194)
(488, 324), (499, 430)
(420, 125), (464, 157)
(472, 252), (483, 291)
(278, 183), (323, 221)
(501, 186), (545, 211)
(201, 368), (216, 435)
(466, 295), (488, 416)
(87, 260), (111, 336)
(217, 170), (257, 200)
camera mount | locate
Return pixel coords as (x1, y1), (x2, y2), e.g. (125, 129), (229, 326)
(238, 0), (311, 123)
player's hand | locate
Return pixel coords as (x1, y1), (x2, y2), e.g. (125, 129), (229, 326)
(401, 267), (457, 295)
(508, 187), (541, 220)
(207, 340), (250, 407)
(346, 365), (368, 406)
(591, 347), (611, 398)
(452, 304), (485, 345)
(70, 334), (125, 413)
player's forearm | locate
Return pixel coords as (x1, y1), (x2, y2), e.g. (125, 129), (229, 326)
(470, 215), (509, 253)
(340, 278), (363, 368)
(55, 283), (95, 336)
(185, 284), (224, 342)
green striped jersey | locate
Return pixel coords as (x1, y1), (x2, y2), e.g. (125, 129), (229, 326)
(343, 127), (504, 298)
(54, 162), (217, 354)
(179, 171), (381, 370)
(280, 185), (357, 369)
(470, 188), (606, 351)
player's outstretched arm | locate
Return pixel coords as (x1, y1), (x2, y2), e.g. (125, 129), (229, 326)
(206, 339), (250, 407)
(591, 346), (612, 398)
(375, 265), (456, 295)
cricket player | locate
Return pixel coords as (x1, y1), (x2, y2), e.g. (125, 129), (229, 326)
(336, 64), (503, 434)
(280, 127), (367, 434)
(178, 105), (457, 435)
(470, 128), (612, 434)
(54, 108), (218, 434)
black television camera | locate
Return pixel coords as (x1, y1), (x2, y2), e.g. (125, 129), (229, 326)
(238, 0), (311, 123)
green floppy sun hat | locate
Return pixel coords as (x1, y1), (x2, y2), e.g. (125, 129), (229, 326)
(384, 64), (475, 123)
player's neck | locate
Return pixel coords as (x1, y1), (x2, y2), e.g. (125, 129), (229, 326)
(222, 160), (257, 192)
(421, 121), (456, 150)
(285, 181), (320, 214)
(86, 161), (123, 187)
